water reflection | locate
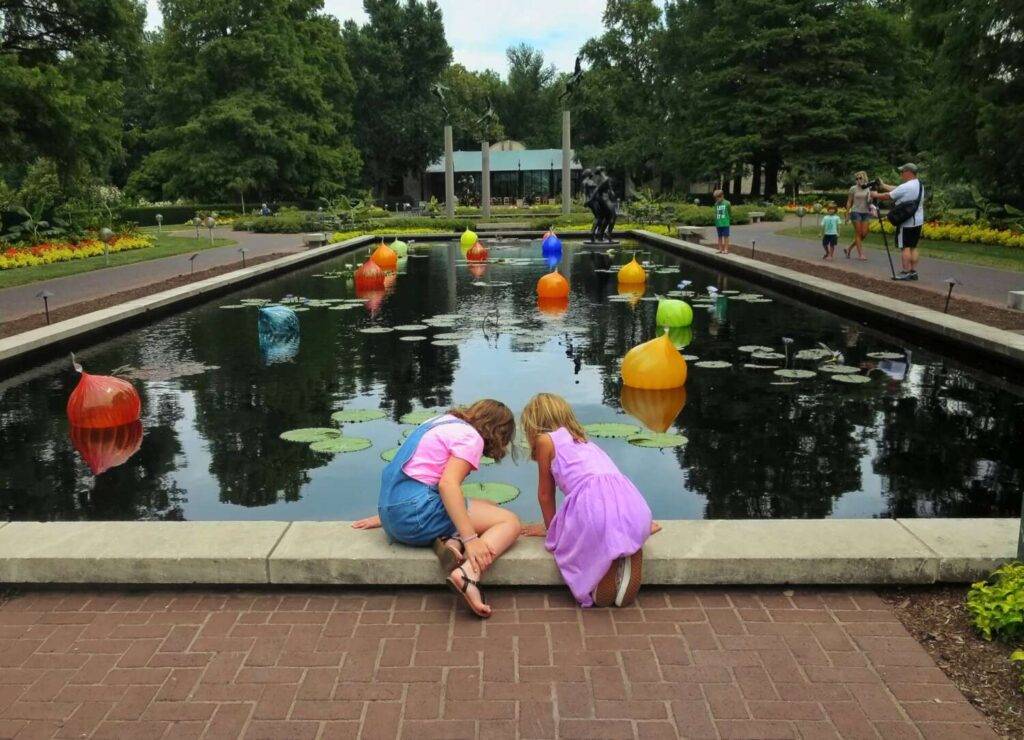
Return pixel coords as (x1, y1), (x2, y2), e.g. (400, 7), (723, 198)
(70, 421), (143, 475)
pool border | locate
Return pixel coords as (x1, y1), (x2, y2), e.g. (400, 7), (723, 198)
(0, 519), (1014, 585)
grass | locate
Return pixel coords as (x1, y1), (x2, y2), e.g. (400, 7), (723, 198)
(0, 229), (236, 289)
(776, 223), (1024, 272)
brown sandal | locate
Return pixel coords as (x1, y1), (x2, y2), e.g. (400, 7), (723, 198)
(432, 537), (464, 573)
(446, 566), (489, 618)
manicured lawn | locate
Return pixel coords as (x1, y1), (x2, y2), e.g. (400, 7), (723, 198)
(0, 230), (235, 289)
(776, 224), (1024, 272)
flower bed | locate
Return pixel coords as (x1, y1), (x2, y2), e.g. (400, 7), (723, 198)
(869, 220), (1024, 248)
(0, 235), (154, 270)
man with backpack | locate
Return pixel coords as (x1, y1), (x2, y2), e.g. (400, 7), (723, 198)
(871, 163), (924, 281)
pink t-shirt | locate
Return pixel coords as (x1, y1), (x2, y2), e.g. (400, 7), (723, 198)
(402, 415), (484, 486)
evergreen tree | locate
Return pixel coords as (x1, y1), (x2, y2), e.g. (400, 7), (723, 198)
(495, 43), (561, 146)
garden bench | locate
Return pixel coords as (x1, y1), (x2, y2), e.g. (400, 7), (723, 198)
(748, 211), (766, 223)
(1008, 290), (1024, 311)
(303, 232), (328, 248)
(676, 225), (705, 241)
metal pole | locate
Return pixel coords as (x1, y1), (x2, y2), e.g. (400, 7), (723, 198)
(561, 110), (571, 217)
(43, 296), (50, 325)
(444, 125), (455, 218)
(877, 209), (897, 279)
(481, 141), (491, 218)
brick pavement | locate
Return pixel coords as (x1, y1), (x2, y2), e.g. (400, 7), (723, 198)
(0, 587), (993, 739)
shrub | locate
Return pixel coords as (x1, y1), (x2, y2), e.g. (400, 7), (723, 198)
(967, 562), (1024, 641)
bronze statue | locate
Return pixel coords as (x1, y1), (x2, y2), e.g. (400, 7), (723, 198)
(585, 166), (618, 242)
(560, 56), (584, 103)
(431, 82), (450, 121)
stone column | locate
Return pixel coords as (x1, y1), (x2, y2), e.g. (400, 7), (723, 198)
(481, 141), (491, 218)
(444, 124), (455, 218)
(561, 110), (571, 217)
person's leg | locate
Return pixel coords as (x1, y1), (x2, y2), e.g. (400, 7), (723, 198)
(448, 500), (520, 616)
(909, 247), (919, 273)
(857, 221), (868, 259)
(724, 228), (730, 254)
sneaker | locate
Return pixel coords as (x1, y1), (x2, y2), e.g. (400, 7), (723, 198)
(614, 550), (644, 607)
(907, 271), (919, 280)
(893, 272), (913, 281)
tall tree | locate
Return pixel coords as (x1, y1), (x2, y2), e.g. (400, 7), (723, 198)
(496, 43), (560, 146)
(343, 0), (450, 196)
(128, 0), (361, 202)
(440, 64), (505, 148)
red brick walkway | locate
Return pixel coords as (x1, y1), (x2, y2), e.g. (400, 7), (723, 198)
(0, 587), (993, 739)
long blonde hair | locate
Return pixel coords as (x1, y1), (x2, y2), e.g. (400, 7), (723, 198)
(854, 171), (868, 182)
(520, 393), (587, 458)
(449, 399), (515, 462)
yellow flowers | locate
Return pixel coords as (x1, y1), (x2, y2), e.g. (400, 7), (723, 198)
(0, 235), (154, 271)
(868, 220), (1024, 248)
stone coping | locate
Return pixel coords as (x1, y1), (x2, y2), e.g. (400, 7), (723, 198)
(631, 229), (1024, 371)
(0, 519), (1013, 586)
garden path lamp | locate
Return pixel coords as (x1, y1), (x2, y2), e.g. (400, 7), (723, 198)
(238, 247), (249, 267)
(318, 207), (325, 232)
(36, 290), (53, 325)
(944, 278), (961, 313)
(155, 213), (163, 234)
(188, 253), (199, 276)
(99, 227), (114, 266)
(796, 206), (806, 233)
(204, 216), (216, 245)
(192, 216), (201, 240)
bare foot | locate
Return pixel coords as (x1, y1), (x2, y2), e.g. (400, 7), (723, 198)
(651, 521), (663, 535)
(448, 565), (491, 618)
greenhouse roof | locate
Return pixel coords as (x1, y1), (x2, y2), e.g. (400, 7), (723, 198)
(425, 148), (581, 173)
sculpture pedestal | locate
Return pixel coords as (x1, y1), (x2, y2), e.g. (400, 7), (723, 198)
(580, 239), (621, 247)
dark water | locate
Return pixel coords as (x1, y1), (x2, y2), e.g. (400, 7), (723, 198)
(1, 239), (1022, 522)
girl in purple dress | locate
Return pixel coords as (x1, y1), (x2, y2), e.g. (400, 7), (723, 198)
(520, 393), (660, 607)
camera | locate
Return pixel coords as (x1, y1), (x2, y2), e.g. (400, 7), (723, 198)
(861, 178), (881, 190)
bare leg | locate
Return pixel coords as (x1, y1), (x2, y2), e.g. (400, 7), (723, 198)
(908, 247), (919, 272)
(448, 500), (520, 617)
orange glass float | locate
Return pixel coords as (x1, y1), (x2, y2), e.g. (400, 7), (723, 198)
(617, 257), (646, 285)
(354, 258), (385, 291)
(467, 241), (488, 262)
(537, 296), (569, 317)
(621, 332), (688, 390)
(536, 270), (569, 299)
(66, 358), (141, 429)
(620, 386), (687, 433)
(371, 242), (398, 272)
(70, 420), (144, 475)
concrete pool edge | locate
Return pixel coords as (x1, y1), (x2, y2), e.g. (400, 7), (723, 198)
(0, 519), (1014, 586)
(630, 229), (1024, 371)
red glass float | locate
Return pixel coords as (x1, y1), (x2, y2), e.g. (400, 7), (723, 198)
(66, 356), (141, 429)
(467, 241), (488, 262)
(354, 258), (385, 291)
(70, 420), (143, 475)
(536, 270), (570, 299)
(371, 242), (398, 272)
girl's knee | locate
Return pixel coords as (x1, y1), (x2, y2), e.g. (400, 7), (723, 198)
(500, 509), (521, 527)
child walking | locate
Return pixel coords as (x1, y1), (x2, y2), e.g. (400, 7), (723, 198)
(352, 400), (519, 618)
(821, 204), (841, 260)
(713, 189), (731, 255)
(520, 393), (659, 607)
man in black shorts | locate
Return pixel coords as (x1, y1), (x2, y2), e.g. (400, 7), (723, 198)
(871, 163), (924, 280)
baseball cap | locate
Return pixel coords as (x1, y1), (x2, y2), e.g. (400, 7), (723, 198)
(898, 162), (919, 173)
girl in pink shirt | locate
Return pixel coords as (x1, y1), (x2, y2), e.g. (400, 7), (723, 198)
(353, 400), (519, 618)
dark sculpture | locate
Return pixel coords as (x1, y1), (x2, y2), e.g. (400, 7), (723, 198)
(560, 56), (584, 103)
(583, 166), (618, 242)
(431, 82), (450, 121)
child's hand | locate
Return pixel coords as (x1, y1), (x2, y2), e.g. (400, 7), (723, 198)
(465, 538), (494, 572)
(351, 515), (381, 530)
(521, 522), (547, 537)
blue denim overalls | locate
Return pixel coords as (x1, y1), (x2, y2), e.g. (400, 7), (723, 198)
(378, 418), (470, 546)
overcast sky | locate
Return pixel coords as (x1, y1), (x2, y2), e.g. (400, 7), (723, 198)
(143, 0), (606, 75)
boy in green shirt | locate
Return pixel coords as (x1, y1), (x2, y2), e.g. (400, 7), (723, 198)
(821, 204), (841, 260)
(713, 189), (731, 254)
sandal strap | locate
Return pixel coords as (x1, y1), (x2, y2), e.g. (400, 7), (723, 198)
(453, 566), (485, 602)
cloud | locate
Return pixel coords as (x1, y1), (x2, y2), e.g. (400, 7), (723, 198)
(143, 0), (606, 75)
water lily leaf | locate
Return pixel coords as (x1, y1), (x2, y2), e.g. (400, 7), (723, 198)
(280, 428), (341, 443)
(751, 351), (786, 361)
(744, 363), (780, 370)
(866, 351), (904, 360)
(832, 374), (871, 384)
(694, 360), (732, 369)
(774, 369), (817, 379)
(359, 327), (394, 334)
(399, 335), (427, 342)
(628, 433), (688, 448)
(819, 363), (860, 374)
(794, 349), (833, 361)
(433, 332), (471, 340)
(291, 307), (310, 312)
(682, 354), (699, 361)
(748, 298), (774, 303)
(583, 422), (643, 438)
(771, 381), (799, 386)
(462, 482), (520, 504)
(331, 409), (386, 424)
(219, 304), (249, 309)
(329, 304), (361, 310)
(655, 267), (680, 274)
(480, 456), (496, 466)
(431, 339), (461, 347)
(400, 410), (442, 425)
(738, 345), (774, 353)
(720, 290), (740, 295)
(381, 447), (400, 462)
(394, 324), (428, 331)
(309, 436), (372, 453)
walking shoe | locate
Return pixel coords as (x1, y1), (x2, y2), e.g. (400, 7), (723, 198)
(614, 550), (644, 607)
(907, 271), (919, 280)
(893, 272), (913, 281)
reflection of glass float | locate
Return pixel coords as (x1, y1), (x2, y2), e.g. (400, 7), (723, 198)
(545, 254), (560, 270)
(259, 330), (301, 365)
(70, 420), (144, 475)
(467, 242), (488, 261)
(537, 270), (569, 299)
(541, 233), (562, 257)
(656, 298), (693, 327)
(666, 325), (693, 349)
(390, 239), (409, 257)
(617, 257), (646, 285)
(620, 386), (687, 433)
(258, 305), (300, 337)
(469, 263), (487, 279)
(460, 229), (478, 253)
(354, 258), (385, 291)
(537, 296), (569, 317)
(359, 288), (385, 315)
(617, 283), (644, 305)
(371, 242), (398, 271)
(383, 272), (397, 289)
(66, 358), (141, 428)
(621, 332), (688, 389)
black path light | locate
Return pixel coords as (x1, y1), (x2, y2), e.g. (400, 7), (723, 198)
(99, 227), (114, 265)
(188, 252), (199, 276)
(204, 215), (216, 245)
(155, 213), (163, 234)
(35, 290), (53, 325)
(192, 215), (201, 239)
(238, 247), (249, 267)
(751, 239), (756, 257)
(318, 206), (325, 232)
(944, 278), (961, 313)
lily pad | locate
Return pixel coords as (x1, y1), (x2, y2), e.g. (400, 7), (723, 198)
(682, 354), (700, 361)
(433, 332), (471, 340)
(583, 422), (643, 438)
(866, 351), (904, 360)
(219, 304), (249, 309)
(394, 324), (428, 331)
(399, 335), (427, 342)
(771, 381), (799, 386)
(462, 482), (520, 504)
(329, 304), (361, 310)
(628, 433), (688, 449)
(795, 348), (833, 361)
(331, 409), (386, 424)
(739, 345), (774, 353)
(819, 363), (860, 374)
(381, 447), (400, 462)
(399, 410), (442, 425)
(431, 339), (461, 347)
(291, 307), (310, 312)
(751, 351), (786, 361)
(832, 374), (871, 384)
(720, 290), (740, 295)
(309, 436), (372, 454)
(359, 327), (394, 334)
(744, 363), (780, 370)
(774, 369), (817, 379)
(280, 428), (341, 443)
(480, 456), (496, 466)
(694, 360), (732, 369)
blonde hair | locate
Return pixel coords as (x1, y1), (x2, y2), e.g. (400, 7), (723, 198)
(854, 171), (868, 181)
(713, 189), (724, 198)
(449, 399), (515, 462)
(520, 393), (587, 458)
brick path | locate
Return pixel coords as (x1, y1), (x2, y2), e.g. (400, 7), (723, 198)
(0, 587), (993, 739)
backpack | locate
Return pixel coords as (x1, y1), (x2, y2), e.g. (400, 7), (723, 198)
(887, 181), (923, 228)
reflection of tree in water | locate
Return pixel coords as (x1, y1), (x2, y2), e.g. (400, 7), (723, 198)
(874, 368), (1024, 517)
(0, 373), (186, 520)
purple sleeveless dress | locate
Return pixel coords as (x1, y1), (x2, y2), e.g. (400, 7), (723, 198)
(544, 428), (653, 607)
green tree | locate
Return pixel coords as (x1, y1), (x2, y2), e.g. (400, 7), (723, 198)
(496, 43), (560, 147)
(128, 0), (361, 202)
(441, 64), (505, 148)
(343, 0), (451, 196)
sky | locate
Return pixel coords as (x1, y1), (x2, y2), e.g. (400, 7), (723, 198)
(143, 0), (606, 76)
